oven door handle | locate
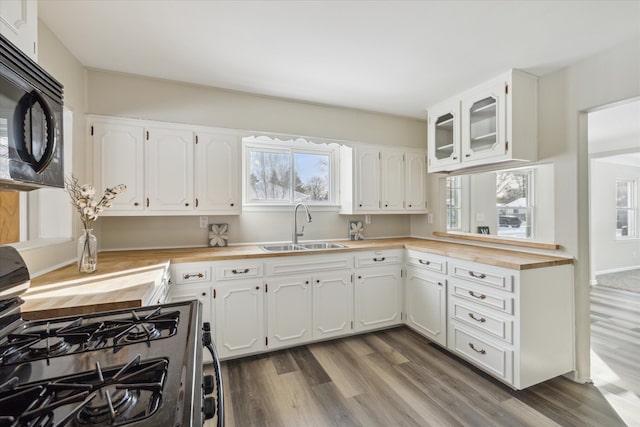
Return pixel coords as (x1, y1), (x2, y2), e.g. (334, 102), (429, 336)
(204, 324), (224, 427)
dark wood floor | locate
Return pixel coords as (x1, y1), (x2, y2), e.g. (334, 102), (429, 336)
(591, 284), (640, 426)
(206, 327), (626, 427)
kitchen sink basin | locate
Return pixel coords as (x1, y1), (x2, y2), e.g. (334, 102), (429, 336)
(261, 242), (346, 252)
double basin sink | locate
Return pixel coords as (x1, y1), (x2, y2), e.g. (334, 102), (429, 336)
(261, 242), (346, 253)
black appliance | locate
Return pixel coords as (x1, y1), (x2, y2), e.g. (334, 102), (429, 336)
(0, 33), (64, 191)
(0, 246), (223, 426)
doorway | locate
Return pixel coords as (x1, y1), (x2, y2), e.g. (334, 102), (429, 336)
(588, 100), (640, 426)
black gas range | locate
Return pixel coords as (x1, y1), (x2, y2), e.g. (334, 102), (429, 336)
(0, 246), (223, 426)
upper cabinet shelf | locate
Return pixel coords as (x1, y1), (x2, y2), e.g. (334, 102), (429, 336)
(427, 70), (538, 173)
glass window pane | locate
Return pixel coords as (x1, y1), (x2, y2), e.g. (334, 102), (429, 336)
(248, 150), (291, 201)
(616, 180), (631, 208)
(293, 152), (330, 202)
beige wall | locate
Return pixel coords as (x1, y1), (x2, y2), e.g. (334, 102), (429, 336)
(17, 22), (88, 275)
(537, 36), (640, 382)
(87, 70), (427, 249)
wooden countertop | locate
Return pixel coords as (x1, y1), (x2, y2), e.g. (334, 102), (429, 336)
(21, 237), (572, 319)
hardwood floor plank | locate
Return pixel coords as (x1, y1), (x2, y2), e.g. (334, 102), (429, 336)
(217, 328), (628, 427)
(288, 346), (332, 386)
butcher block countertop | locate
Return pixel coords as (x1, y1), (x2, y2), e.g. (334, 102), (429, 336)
(21, 237), (572, 319)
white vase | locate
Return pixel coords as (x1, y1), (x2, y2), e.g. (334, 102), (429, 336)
(78, 228), (97, 273)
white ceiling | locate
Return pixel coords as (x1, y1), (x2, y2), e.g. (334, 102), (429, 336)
(39, 0), (640, 119)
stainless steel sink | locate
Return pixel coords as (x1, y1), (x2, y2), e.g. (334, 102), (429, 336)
(298, 242), (346, 250)
(261, 242), (346, 252)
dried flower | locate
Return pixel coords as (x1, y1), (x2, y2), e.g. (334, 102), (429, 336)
(65, 175), (126, 230)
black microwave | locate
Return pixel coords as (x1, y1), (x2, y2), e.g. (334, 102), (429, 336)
(0, 33), (64, 191)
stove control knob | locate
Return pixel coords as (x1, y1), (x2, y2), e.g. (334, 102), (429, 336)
(203, 374), (215, 394)
(203, 397), (216, 420)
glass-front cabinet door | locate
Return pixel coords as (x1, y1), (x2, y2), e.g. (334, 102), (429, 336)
(461, 80), (507, 162)
(427, 101), (460, 172)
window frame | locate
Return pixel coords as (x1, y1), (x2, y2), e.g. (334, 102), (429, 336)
(242, 135), (340, 208)
(615, 177), (638, 239)
(496, 168), (535, 239)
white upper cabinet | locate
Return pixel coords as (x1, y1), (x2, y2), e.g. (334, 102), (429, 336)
(91, 116), (242, 216)
(380, 150), (405, 211)
(404, 150), (428, 211)
(427, 70), (537, 173)
(145, 127), (194, 211)
(0, 0), (37, 61)
(92, 121), (145, 211)
(194, 131), (240, 213)
(340, 145), (428, 214)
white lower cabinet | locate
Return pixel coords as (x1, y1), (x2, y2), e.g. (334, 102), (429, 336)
(354, 256), (402, 332)
(405, 266), (446, 346)
(215, 278), (265, 359)
(446, 259), (574, 389)
(312, 270), (353, 340)
(266, 275), (313, 350)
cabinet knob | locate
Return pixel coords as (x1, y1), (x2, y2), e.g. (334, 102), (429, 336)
(385, 204), (388, 207)
(305, 281), (309, 284)
(358, 276), (362, 279)
(202, 292), (206, 296)
(465, 154), (471, 158)
(316, 279), (320, 283)
(255, 286), (260, 290)
(185, 203), (189, 206)
(230, 203), (235, 207)
(452, 156), (458, 160)
(134, 202), (139, 206)
(408, 204), (412, 208)
(359, 203), (363, 207)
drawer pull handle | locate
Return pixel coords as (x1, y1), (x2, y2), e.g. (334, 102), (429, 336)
(468, 313), (486, 323)
(183, 273), (204, 279)
(373, 257), (386, 262)
(469, 271), (487, 279)
(418, 259), (431, 265)
(468, 343), (486, 354)
(468, 291), (487, 300)
(232, 268), (250, 274)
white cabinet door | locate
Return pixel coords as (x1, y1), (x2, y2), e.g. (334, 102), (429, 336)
(460, 78), (507, 163)
(427, 100), (461, 172)
(354, 265), (402, 332)
(0, 0), (37, 61)
(92, 121), (145, 211)
(215, 279), (264, 359)
(195, 131), (240, 213)
(404, 151), (427, 212)
(169, 284), (214, 362)
(405, 266), (446, 346)
(266, 275), (313, 350)
(145, 127), (194, 211)
(380, 150), (405, 211)
(313, 270), (353, 340)
(354, 146), (381, 211)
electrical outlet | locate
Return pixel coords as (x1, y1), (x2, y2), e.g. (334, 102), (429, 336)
(365, 215), (371, 225)
(199, 216), (208, 228)
(427, 213), (433, 224)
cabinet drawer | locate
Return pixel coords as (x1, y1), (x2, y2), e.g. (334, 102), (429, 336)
(406, 250), (447, 274)
(266, 254), (353, 276)
(449, 324), (513, 384)
(173, 262), (211, 285)
(450, 262), (513, 292)
(215, 262), (263, 281)
(354, 250), (403, 267)
(450, 298), (513, 344)
(449, 280), (514, 315)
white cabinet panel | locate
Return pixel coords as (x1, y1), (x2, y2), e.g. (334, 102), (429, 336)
(354, 146), (381, 211)
(354, 265), (402, 332)
(195, 131), (240, 213)
(0, 0), (37, 60)
(92, 122), (145, 211)
(313, 270), (353, 340)
(215, 279), (265, 359)
(266, 276), (313, 350)
(380, 150), (404, 211)
(404, 151), (427, 211)
(405, 266), (446, 346)
(146, 127), (194, 211)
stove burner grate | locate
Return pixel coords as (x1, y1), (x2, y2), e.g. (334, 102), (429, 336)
(0, 355), (168, 426)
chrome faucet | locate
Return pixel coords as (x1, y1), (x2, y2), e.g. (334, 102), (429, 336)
(293, 202), (312, 245)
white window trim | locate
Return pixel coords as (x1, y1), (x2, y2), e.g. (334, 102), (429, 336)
(242, 135), (340, 207)
(615, 177), (638, 240)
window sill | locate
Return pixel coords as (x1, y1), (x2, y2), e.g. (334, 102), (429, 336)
(433, 231), (560, 251)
